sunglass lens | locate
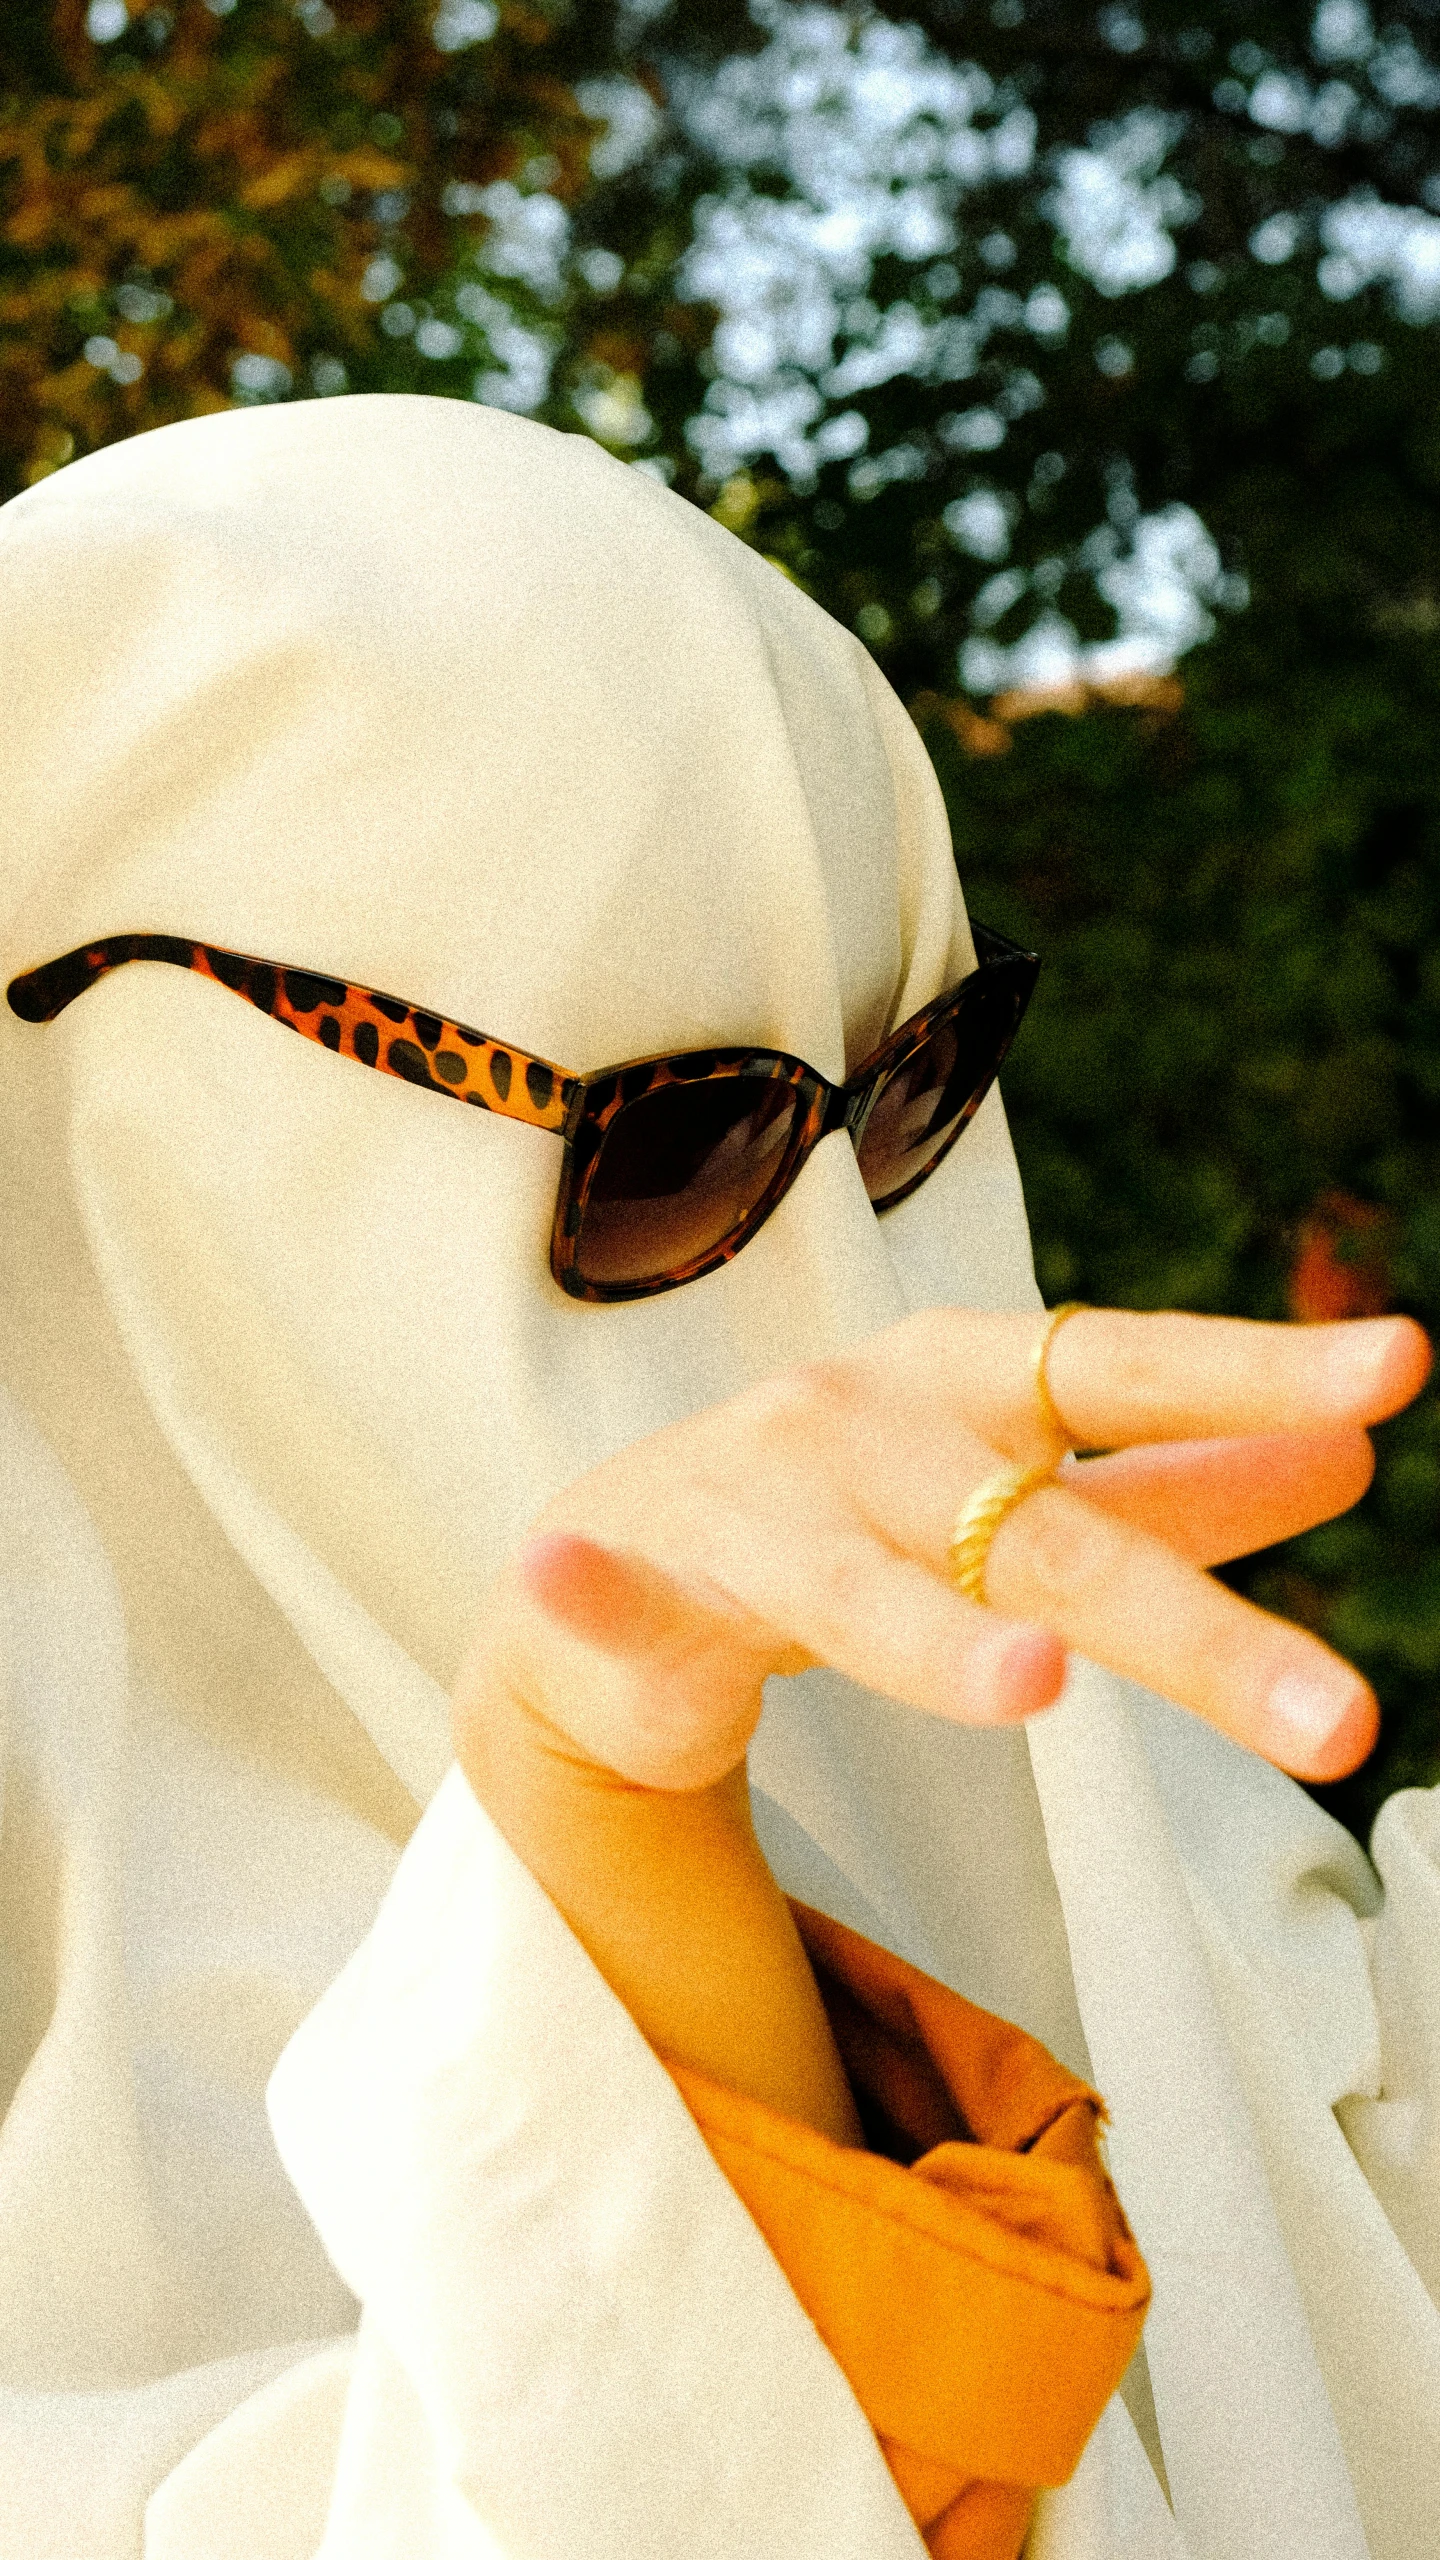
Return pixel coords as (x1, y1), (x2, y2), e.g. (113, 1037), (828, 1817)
(575, 1074), (801, 1287)
(856, 977), (1026, 1209)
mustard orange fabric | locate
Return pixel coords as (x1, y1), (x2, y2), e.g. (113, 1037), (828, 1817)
(665, 1902), (1150, 2560)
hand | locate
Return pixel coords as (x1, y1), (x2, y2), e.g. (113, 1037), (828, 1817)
(459, 1308), (1430, 1796)
(451, 1307), (1428, 2142)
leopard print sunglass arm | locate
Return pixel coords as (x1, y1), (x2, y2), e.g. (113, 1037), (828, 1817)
(5, 934), (578, 1135)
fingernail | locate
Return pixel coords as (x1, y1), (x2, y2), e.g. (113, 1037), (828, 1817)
(983, 1623), (1068, 1723)
(1266, 1668), (1357, 1753)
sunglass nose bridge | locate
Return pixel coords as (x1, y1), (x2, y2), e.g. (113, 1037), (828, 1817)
(821, 1079), (879, 1152)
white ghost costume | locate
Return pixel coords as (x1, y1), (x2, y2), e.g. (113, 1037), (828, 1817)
(1, 395), (1439, 2560)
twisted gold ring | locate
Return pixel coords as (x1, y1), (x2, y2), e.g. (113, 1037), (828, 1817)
(947, 1304), (1089, 1604)
(947, 1460), (1060, 1603)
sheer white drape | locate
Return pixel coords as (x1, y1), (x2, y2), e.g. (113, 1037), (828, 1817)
(0, 396), (1436, 2559)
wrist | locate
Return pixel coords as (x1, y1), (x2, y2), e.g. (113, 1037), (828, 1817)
(455, 1671), (862, 2146)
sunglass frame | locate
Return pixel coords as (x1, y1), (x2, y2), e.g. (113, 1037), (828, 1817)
(551, 923), (1039, 1302)
(6, 921), (1037, 1305)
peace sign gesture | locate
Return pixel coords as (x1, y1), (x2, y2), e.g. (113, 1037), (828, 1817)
(466, 1305), (1428, 1789)
(453, 1305), (1429, 2137)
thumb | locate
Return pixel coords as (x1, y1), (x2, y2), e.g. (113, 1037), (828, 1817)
(489, 1530), (790, 1791)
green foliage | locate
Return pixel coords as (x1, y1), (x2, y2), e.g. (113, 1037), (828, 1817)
(920, 618), (1440, 1842)
(8, 0), (1439, 687)
(0, 0), (628, 496)
(626, 0), (1440, 694)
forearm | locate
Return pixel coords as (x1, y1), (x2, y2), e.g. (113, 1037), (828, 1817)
(457, 1694), (864, 2148)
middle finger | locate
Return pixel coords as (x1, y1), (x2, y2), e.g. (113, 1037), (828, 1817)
(1062, 1428), (1375, 1563)
(980, 1475), (1376, 1778)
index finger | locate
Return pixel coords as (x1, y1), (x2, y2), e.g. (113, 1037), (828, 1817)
(891, 1308), (1431, 1457)
(1047, 1309), (1430, 1448)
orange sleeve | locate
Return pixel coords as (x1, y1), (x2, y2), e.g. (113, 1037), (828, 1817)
(662, 1902), (1150, 2560)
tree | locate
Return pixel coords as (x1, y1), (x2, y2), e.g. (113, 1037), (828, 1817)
(0, 0), (624, 496)
(570, 0), (1440, 703)
(11, 2), (1438, 681)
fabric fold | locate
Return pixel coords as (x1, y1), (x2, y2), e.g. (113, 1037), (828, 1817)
(668, 1900), (1149, 2558)
(266, 1766), (930, 2560)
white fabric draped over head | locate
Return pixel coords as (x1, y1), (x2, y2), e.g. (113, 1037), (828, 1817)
(0, 394), (1437, 2560)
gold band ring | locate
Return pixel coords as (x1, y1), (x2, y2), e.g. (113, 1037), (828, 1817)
(948, 1460), (1060, 1605)
(1032, 1299), (1087, 1455)
(948, 1304), (1088, 1602)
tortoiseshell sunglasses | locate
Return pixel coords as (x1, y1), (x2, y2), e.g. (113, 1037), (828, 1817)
(6, 923), (1039, 1303)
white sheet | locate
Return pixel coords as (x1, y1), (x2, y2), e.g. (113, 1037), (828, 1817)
(1, 396), (1436, 2559)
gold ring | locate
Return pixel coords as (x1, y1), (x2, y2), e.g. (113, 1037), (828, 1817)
(1032, 1300), (1087, 1455)
(948, 1460), (1060, 1604)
